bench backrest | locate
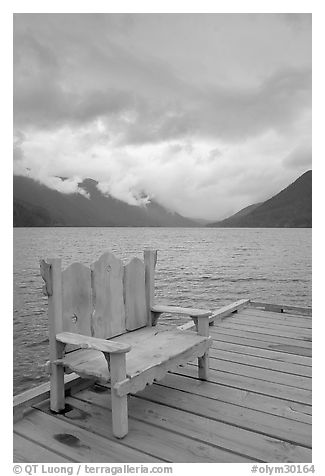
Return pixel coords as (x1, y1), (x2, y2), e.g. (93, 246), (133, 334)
(40, 249), (157, 347)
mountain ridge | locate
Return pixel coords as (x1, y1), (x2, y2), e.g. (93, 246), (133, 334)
(13, 170), (312, 228)
(13, 175), (198, 227)
(208, 170), (312, 228)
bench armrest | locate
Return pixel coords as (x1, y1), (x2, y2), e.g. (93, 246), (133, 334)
(151, 305), (211, 318)
(56, 332), (131, 354)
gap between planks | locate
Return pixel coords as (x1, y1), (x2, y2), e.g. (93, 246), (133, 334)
(153, 372), (312, 421)
(217, 321), (311, 340)
(248, 302), (311, 317)
(208, 348), (311, 377)
(34, 398), (254, 463)
(69, 386), (311, 462)
(209, 332), (312, 358)
(13, 432), (74, 463)
(209, 340), (312, 365)
(198, 355), (311, 389)
(229, 311), (312, 329)
(208, 326), (312, 349)
(171, 365), (311, 405)
(119, 382), (312, 448)
(15, 407), (164, 463)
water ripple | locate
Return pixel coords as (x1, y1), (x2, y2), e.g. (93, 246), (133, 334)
(13, 227), (311, 394)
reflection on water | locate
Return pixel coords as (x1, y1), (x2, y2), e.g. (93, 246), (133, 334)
(13, 227), (311, 394)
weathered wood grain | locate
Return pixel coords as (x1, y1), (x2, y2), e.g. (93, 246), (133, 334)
(76, 388), (311, 462)
(176, 365), (311, 405)
(209, 348), (311, 377)
(56, 348), (109, 382)
(91, 252), (126, 339)
(110, 353), (128, 438)
(14, 301), (313, 463)
(46, 258), (65, 412)
(210, 340), (312, 366)
(62, 262), (92, 336)
(56, 332), (131, 354)
(15, 408), (160, 462)
(144, 249), (157, 326)
(124, 257), (147, 331)
(196, 356), (311, 389)
(155, 373), (312, 422)
(57, 328), (211, 387)
(197, 316), (210, 379)
(211, 299), (250, 321)
(14, 433), (71, 463)
(153, 305), (211, 317)
(209, 326), (312, 348)
(226, 315), (312, 333)
(249, 301), (312, 316)
(130, 383), (311, 447)
(214, 321), (311, 340)
(178, 298), (248, 330)
(209, 329), (312, 357)
(36, 396), (251, 462)
(123, 329), (211, 378)
(13, 373), (89, 422)
(239, 308), (312, 328)
(115, 337), (211, 396)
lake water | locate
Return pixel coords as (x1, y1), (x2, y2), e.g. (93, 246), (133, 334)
(13, 227), (312, 395)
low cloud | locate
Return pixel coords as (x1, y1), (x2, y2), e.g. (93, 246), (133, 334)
(283, 145), (312, 169)
(13, 14), (311, 220)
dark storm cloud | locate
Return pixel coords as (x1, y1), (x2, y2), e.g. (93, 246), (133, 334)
(120, 66), (311, 145)
(13, 13), (312, 220)
(14, 14), (310, 145)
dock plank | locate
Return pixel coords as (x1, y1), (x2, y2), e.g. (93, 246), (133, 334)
(210, 331), (312, 357)
(249, 302), (312, 317)
(227, 312), (312, 330)
(209, 326), (312, 348)
(155, 373), (312, 422)
(210, 340), (312, 366)
(219, 321), (311, 340)
(35, 396), (249, 463)
(13, 433), (72, 463)
(15, 408), (161, 462)
(241, 309), (312, 327)
(74, 387), (311, 462)
(128, 382), (311, 447)
(177, 364), (311, 404)
(209, 348), (311, 377)
(200, 357), (311, 389)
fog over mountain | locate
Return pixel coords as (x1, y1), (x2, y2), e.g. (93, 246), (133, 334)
(14, 14), (311, 220)
(13, 175), (198, 227)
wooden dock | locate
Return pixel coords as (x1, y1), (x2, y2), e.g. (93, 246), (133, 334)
(13, 301), (312, 463)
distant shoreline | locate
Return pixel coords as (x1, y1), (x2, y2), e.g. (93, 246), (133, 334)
(13, 225), (312, 229)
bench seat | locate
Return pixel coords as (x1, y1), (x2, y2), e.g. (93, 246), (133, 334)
(57, 327), (212, 394)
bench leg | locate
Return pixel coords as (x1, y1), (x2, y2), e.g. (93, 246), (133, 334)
(110, 353), (128, 438)
(197, 316), (210, 380)
(50, 363), (65, 412)
(111, 390), (128, 438)
(198, 350), (209, 380)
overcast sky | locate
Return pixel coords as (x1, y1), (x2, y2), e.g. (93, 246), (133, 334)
(13, 13), (311, 220)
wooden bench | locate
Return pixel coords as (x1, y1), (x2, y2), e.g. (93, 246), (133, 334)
(40, 249), (212, 438)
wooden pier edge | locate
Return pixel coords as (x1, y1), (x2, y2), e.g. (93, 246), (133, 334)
(178, 299), (311, 331)
(249, 301), (312, 316)
(178, 299), (250, 331)
(13, 373), (93, 422)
